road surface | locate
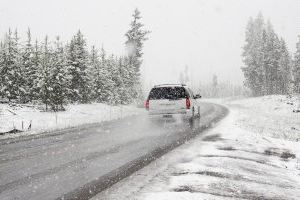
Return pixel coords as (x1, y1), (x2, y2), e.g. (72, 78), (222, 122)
(0, 102), (227, 200)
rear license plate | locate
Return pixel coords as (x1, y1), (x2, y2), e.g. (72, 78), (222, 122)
(163, 115), (172, 118)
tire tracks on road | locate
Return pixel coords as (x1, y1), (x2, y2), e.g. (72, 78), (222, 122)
(59, 103), (228, 200)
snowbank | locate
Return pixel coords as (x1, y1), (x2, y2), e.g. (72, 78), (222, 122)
(0, 103), (142, 140)
(95, 95), (300, 200)
(225, 95), (300, 141)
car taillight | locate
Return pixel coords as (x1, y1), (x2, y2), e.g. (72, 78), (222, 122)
(145, 99), (149, 110)
(186, 98), (191, 109)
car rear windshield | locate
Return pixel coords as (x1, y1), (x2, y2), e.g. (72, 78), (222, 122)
(148, 87), (188, 100)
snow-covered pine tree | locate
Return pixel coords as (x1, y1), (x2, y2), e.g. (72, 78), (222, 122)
(89, 45), (100, 102)
(0, 41), (5, 98)
(124, 54), (139, 102)
(31, 39), (42, 101)
(13, 30), (27, 103)
(118, 56), (134, 104)
(294, 36), (300, 93)
(98, 47), (114, 103)
(125, 9), (150, 60)
(278, 38), (292, 94)
(106, 54), (119, 104)
(89, 45), (112, 103)
(125, 8), (150, 102)
(242, 15), (265, 96)
(22, 28), (37, 102)
(49, 36), (68, 111)
(66, 30), (91, 103)
(116, 57), (126, 104)
(253, 13), (266, 95)
(262, 24), (271, 95)
(0, 29), (25, 102)
(242, 13), (291, 96)
(38, 36), (52, 110)
(262, 22), (280, 95)
(110, 55), (126, 105)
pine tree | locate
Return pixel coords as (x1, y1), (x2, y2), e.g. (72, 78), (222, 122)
(0, 17), (152, 106)
(106, 54), (119, 104)
(125, 9), (150, 60)
(278, 39), (292, 94)
(13, 30), (27, 103)
(119, 56), (135, 104)
(49, 36), (68, 111)
(242, 13), (292, 96)
(0, 41), (5, 98)
(66, 30), (91, 103)
(294, 36), (300, 93)
(263, 22), (280, 94)
(98, 47), (114, 103)
(89, 45), (99, 101)
(110, 55), (127, 105)
(89, 45), (107, 102)
(22, 28), (37, 102)
(125, 8), (150, 101)
(0, 35), (10, 100)
(31, 40), (42, 101)
(0, 29), (25, 102)
(38, 36), (52, 110)
(242, 15), (265, 96)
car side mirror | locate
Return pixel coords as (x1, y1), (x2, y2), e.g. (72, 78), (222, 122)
(194, 94), (201, 99)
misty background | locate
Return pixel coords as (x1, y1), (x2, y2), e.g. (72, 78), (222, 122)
(1, 0), (300, 89)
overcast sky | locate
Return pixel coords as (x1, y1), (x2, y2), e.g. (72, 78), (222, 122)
(1, 0), (300, 87)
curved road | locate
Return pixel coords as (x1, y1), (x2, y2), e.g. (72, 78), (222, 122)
(0, 102), (227, 200)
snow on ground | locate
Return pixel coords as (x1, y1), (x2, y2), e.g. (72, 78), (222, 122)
(0, 103), (141, 139)
(95, 95), (300, 200)
(214, 95), (300, 141)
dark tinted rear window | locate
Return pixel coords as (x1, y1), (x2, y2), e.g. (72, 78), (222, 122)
(148, 87), (188, 100)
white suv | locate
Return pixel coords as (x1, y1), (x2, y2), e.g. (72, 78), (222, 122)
(145, 84), (201, 120)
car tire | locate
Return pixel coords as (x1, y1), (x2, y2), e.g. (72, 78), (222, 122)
(192, 107), (195, 118)
(188, 108), (195, 128)
(197, 106), (201, 118)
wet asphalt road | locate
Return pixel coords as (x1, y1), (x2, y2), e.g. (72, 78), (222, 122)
(0, 102), (227, 200)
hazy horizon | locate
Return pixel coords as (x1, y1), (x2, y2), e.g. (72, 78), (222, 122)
(1, 0), (300, 88)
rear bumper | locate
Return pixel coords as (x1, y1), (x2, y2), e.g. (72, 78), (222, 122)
(148, 109), (193, 120)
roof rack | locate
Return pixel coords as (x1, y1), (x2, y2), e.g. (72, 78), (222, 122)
(154, 84), (186, 87)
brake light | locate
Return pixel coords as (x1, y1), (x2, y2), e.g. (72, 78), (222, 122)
(145, 99), (149, 110)
(186, 98), (191, 109)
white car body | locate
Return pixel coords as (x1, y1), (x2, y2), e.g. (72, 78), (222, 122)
(145, 84), (201, 120)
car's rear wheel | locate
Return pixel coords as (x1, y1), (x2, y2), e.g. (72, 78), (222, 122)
(197, 106), (201, 118)
(188, 108), (195, 127)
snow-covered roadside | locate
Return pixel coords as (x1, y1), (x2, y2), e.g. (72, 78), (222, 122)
(0, 103), (142, 140)
(205, 95), (300, 141)
(95, 95), (300, 200)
